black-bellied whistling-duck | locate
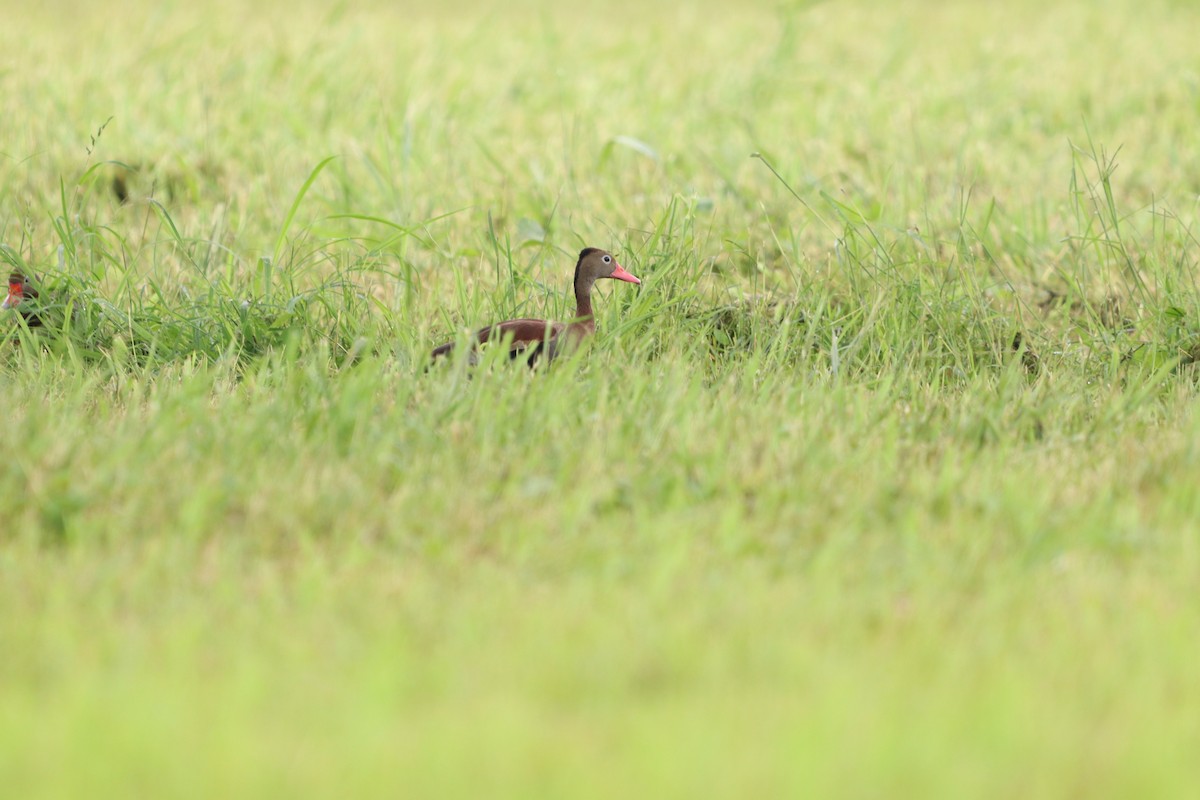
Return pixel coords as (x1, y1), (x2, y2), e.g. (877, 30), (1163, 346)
(2, 272), (42, 328)
(431, 247), (640, 364)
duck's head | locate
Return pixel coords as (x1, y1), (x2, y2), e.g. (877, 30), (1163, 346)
(574, 248), (640, 287)
(2, 272), (36, 311)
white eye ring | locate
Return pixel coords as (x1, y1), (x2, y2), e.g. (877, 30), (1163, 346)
(602, 255), (611, 263)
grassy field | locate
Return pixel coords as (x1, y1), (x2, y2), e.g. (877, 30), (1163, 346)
(3, 0), (1200, 795)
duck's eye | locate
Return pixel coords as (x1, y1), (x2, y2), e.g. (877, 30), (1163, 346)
(602, 255), (611, 263)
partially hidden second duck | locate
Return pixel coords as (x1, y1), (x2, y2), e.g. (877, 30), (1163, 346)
(431, 247), (640, 364)
(2, 272), (42, 328)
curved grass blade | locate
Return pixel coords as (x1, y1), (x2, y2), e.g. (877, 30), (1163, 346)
(272, 156), (337, 266)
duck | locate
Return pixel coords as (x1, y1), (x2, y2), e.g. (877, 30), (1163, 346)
(431, 247), (640, 364)
(2, 272), (42, 328)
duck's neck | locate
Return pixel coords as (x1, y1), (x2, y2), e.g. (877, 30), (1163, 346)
(573, 274), (596, 331)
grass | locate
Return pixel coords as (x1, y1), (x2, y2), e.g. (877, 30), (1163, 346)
(3, 0), (1200, 796)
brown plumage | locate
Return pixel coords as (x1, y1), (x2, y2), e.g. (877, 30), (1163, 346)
(3, 272), (42, 328)
(431, 248), (640, 364)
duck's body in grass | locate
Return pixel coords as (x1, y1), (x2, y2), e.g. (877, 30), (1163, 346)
(431, 248), (640, 365)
